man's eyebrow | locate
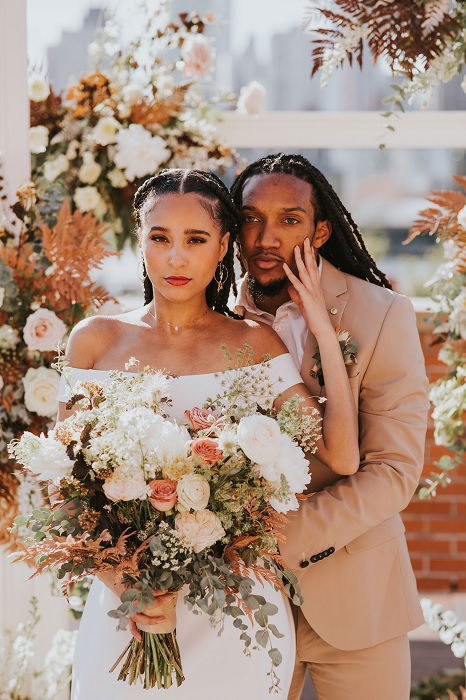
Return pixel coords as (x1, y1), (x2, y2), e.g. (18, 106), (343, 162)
(282, 207), (306, 213)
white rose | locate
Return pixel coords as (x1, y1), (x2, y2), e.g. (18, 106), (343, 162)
(23, 308), (66, 352)
(66, 140), (80, 160)
(121, 84), (144, 105)
(29, 125), (49, 154)
(0, 324), (20, 350)
(237, 415), (282, 477)
(107, 168), (127, 188)
(458, 205), (466, 229)
(103, 469), (148, 502)
(92, 116), (120, 146)
(74, 186), (102, 213)
(237, 81), (266, 115)
(44, 154), (69, 182)
(78, 153), (102, 185)
(274, 433), (311, 493)
(29, 75), (50, 102)
(175, 509), (225, 553)
(451, 640), (466, 658)
(114, 124), (170, 181)
(177, 473), (210, 511)
(0, 287), (5, 308)
(23, 366), (60, 417)
(27, 430), (74, 483)
(181, 35), (215, 80)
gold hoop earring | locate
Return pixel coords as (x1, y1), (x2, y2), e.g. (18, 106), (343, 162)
(214, 262), (228, 292)
(138, 257), (148, 283)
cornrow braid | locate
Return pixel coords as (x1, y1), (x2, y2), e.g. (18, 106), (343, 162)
(133, 168), (241, 316)
(230, 153), (392, 289)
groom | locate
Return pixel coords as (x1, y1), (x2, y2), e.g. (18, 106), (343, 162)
(231, 154), (429, 700)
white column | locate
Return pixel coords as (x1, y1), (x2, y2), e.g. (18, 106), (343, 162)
(0, 2), (70, 694)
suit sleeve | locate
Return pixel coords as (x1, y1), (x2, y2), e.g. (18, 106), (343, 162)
(283, 294), (429, 560)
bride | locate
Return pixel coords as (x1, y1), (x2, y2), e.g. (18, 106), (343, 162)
(56, 168), (359, 699)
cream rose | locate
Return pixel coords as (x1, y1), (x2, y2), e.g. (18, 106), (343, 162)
(177, 473), (210, 511)
(107, 168), (127, 188)
(23, 308), (66, 352)
(29, 125), (49, 154)
(74, 186), (103, 213)
(103, 469), (148, 502)
(28, 75), (50, 102)
(22, 366), (60, 417)
(44, 154), (69, 182)
(237, 81), (266, 115)
(181, 35), (215, 79)
(92, 116), (120, 146)
(78, 153), (102, 185)
(175, 509), (225, 553)
(0, 325), (20, 350)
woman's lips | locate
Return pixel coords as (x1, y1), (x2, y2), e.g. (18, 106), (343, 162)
(164, 276), (191, 286)
(253, 256), (283, 270)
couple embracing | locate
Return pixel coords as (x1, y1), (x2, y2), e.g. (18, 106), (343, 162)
(58, 153), (429, 700)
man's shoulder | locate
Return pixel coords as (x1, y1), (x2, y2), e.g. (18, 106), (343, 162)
(343, 270), (411, 317)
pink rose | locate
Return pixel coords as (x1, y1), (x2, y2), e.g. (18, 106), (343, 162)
(190, 438), (223, 466)
(181, 35), (214, 80)
(23, 308), (66, 352)
(184, 407), (216, 430)
(148, 479), (178, 512)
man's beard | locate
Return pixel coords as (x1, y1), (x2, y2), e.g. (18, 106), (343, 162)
(248, 274), (289, 299)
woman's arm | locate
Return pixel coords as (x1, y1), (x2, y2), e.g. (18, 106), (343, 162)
(281, 239), (359, 475)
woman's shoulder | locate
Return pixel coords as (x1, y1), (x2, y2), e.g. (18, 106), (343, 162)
(219, 315), (288, 362)
(65, 312), (130, 368)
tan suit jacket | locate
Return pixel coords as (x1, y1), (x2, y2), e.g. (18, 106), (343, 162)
(244, 257), (429, 650)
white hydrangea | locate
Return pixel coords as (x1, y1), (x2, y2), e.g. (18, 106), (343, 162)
(114, 124), (170, 181)
(17, 430), (74, 483)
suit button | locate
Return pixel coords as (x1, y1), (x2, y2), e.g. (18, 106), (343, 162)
(310, 555), (318, 563)
(299, 559), (309, 568)
(328, 547), (335, 554)
(318, 553), (325, 560)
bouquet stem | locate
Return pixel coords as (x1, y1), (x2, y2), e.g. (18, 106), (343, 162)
(110, 631), (184, 689)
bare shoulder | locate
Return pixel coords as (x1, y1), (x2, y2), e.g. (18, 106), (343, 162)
(220, 315), (288, 362)
(65, 315), (119, 369)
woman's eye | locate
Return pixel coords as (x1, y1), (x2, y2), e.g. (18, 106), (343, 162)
(151, 235), (167, 242)
(188, 237), (207, 245)
(283, 217), (300, 225)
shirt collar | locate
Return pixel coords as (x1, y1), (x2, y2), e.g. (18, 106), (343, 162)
(235, 256), (322, 319)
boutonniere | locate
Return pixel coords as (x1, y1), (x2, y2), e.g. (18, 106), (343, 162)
(310, 328), (359, 387)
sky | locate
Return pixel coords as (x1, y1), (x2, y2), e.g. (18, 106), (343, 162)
(27, 0), (309, 68)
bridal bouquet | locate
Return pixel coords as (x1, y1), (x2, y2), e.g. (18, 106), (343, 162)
(8, 354), (321, 692)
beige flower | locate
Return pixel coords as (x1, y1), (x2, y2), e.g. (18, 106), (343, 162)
(66, 140), (80, 160)
(78, 153), (102, 184)
(175, 509), (225, 553)
(74, 186), (102, 213)
(44, 154), (69, 182)
(177, 473), (210, 511)
(92, 116), (120, 146)
(181, 35), (215, 79)
(29, 126), (49, 154)
(23, 308), (66, 352)
(237, 81), (266, 115)
(22, 366), (60, 417)
(107, 168), (127, 188)
(28, 75), (50, 102)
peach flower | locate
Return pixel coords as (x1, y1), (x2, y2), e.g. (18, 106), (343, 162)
(23, 308), (67, 352)
(190, 438), (223, 466)
(148, 479), (178, 512)
(181, 35), (214, 80)
(175, 509), (225, 553)
(184, 407), (216, 430)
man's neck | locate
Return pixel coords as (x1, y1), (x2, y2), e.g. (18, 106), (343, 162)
(252, 287), (290, 315)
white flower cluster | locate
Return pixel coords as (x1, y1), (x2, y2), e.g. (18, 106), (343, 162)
(237, 414), (311, 513)
(429, 365), (466, 449)
(149, 521), (193, 571)
(317, 25), (368, 87)
(421, 598), (466, 659)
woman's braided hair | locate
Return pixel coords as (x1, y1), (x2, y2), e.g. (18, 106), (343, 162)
(230, 153), (392, 289)
(134, 168), (240, 316)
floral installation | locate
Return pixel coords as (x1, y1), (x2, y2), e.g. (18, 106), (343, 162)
(28, 2), (238, 250)
(0, 169), (116, 546)
(8, 349), (322, 692)
(307, 0), (466, 142)
(405, 175), (466, 498)
(0, 595), (77, 699)
(310, 327), (359, 387)
(421, 598), (466, 665)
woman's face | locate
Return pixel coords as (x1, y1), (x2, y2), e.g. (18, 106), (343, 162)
(139, 192), (230, 305)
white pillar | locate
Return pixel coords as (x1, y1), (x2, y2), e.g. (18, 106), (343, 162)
(0, 2), (70, 695)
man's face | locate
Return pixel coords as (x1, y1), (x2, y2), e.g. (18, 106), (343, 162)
(238, 173), (327, 296)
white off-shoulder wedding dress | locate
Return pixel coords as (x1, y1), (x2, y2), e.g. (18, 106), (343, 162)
(57, 354), (303, 700)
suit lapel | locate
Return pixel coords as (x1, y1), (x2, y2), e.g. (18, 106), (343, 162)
(300, 258), (349, 394)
